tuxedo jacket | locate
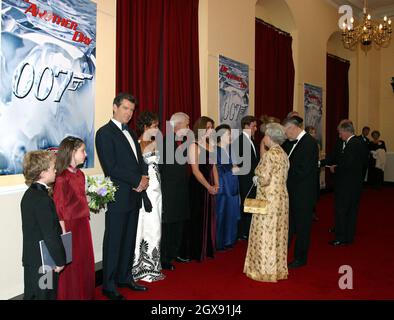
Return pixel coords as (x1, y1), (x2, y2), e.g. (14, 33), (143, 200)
(286, 133), (319, 209)
(159, 134), (190, 223)
(322, 137), (366, 188)
(357, 135), (371, 171)
(95, 120), (148, 212)
(21, 183), (66, 268)
(232, 133), (260, 200)
(335, 136), (364, 192)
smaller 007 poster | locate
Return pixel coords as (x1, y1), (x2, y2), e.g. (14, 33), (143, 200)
(219, 55), (249, 129)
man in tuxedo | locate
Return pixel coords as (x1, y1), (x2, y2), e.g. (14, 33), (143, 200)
(160, 112), (192, 270)
(358, 126), (370, 145)
(328, 120), (364, 246)
(232, 116), (259, 240)
(283, 116), (319, 268)
(357, 126), (371, 181)
(95, 93), (149, 300)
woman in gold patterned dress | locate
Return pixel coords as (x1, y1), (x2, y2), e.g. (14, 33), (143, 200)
(244, 123), (290, 282)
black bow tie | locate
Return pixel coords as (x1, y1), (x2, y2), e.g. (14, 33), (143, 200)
(121, 124), (128, 131)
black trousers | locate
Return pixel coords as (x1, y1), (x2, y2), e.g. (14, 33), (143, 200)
(238, 182), (255, 239)
(334, 187), (362, 243)
(161, 220), (188, 263)
(24, 266), (59, 300)
(102, 208), (139, 292)
(288, 204), (314, 263)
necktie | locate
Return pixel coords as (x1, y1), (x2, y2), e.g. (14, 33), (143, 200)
(121, 124), (128, 131)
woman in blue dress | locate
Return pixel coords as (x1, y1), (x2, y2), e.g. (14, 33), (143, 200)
(215, 124), (241, 251)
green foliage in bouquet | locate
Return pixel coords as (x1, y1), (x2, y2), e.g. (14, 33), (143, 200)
(86, 176), (118, 213)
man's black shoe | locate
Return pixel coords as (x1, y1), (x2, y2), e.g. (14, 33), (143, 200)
(329, 240), (348, 246)
(175, 256), (191, 263)
(288, 260), (307, 269)
(102, 289), (125, 300)
(161, 262), (175, 270)
(118, 281), (148, 291)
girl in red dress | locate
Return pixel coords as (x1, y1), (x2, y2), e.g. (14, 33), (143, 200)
(53, 136), (95, 300)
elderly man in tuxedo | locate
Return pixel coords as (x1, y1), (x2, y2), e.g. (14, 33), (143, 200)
(326, 120), (364, 246)
(160, 112), (192, 270)
(96, 93), (149, 300)
(283, 116), (319, 268)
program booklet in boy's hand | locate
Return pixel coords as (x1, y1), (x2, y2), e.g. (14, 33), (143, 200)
(39, 232), (72, 272)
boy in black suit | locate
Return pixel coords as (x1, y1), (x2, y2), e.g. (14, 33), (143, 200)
(21, 151), (66, 300)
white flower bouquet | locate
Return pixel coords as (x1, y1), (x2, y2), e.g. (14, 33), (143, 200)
(86, 176), (118, 213)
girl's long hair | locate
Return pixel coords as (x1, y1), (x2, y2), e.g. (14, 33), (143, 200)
(55, 136), (85, 174)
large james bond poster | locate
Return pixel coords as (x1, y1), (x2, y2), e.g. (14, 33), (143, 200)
(0, 0), (96, 175)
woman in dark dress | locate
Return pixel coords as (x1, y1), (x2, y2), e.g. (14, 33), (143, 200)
(215, 124), (240, 251)
(188, 116), (219, 261)
(368, 130), (387, 189)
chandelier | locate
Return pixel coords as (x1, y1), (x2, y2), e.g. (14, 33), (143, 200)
(342, 0), (392, 49)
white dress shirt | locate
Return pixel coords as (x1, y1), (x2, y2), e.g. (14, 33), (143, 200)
(288, 130), (306, 158)
(111, 118), (138, 162)
(242, 131), (257, 157)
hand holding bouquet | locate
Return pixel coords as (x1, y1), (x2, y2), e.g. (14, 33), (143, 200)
(86, 176), (117, 213)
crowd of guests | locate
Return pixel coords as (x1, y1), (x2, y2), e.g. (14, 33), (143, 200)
(20, 92), (387, 300)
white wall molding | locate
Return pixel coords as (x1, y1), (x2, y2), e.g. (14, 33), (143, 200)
(0, 184), (27, 196)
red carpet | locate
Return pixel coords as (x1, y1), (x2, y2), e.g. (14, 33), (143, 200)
(96, 186), (394, 300)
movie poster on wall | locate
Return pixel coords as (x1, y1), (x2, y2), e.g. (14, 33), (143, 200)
(304, 83), (323, 147)
(0, 0), (96, 175)
(219, 55), (249, 129)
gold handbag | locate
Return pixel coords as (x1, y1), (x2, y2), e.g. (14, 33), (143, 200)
(243, 183), (268, 215)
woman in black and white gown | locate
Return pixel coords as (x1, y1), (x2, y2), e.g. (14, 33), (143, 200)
(132, 111), (165, 282)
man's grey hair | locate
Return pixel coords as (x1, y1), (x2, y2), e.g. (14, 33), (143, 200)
(265, 123), (287, 145)
(169, 112), (189, 127)
(287, 111), (299, 118)
(337, 119), (355, 134)
(283, 115), (303, 128)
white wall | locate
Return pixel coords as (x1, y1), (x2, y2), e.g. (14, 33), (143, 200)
(384, 153), (394, 182)
(0, 0), (115, 300)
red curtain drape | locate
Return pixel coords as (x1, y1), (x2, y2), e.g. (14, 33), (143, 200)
(326, 54), (350, 156)
(255, 19), (295, 121)
(116, 0), (201, 131)
(116, 0), (163, 127)
(325, 53), (350, 188)
(162, 0), (201, 131)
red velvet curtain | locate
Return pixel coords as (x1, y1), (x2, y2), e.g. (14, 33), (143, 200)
(325, 53), (350, 188)
(162, 0), (201, 131)
(255, 19), (295, 121)
(326, 54), (350, 156)
(116, 0), (201, 130)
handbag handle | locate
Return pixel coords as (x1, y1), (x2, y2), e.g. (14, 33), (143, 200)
(245, 182), (256, 199)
